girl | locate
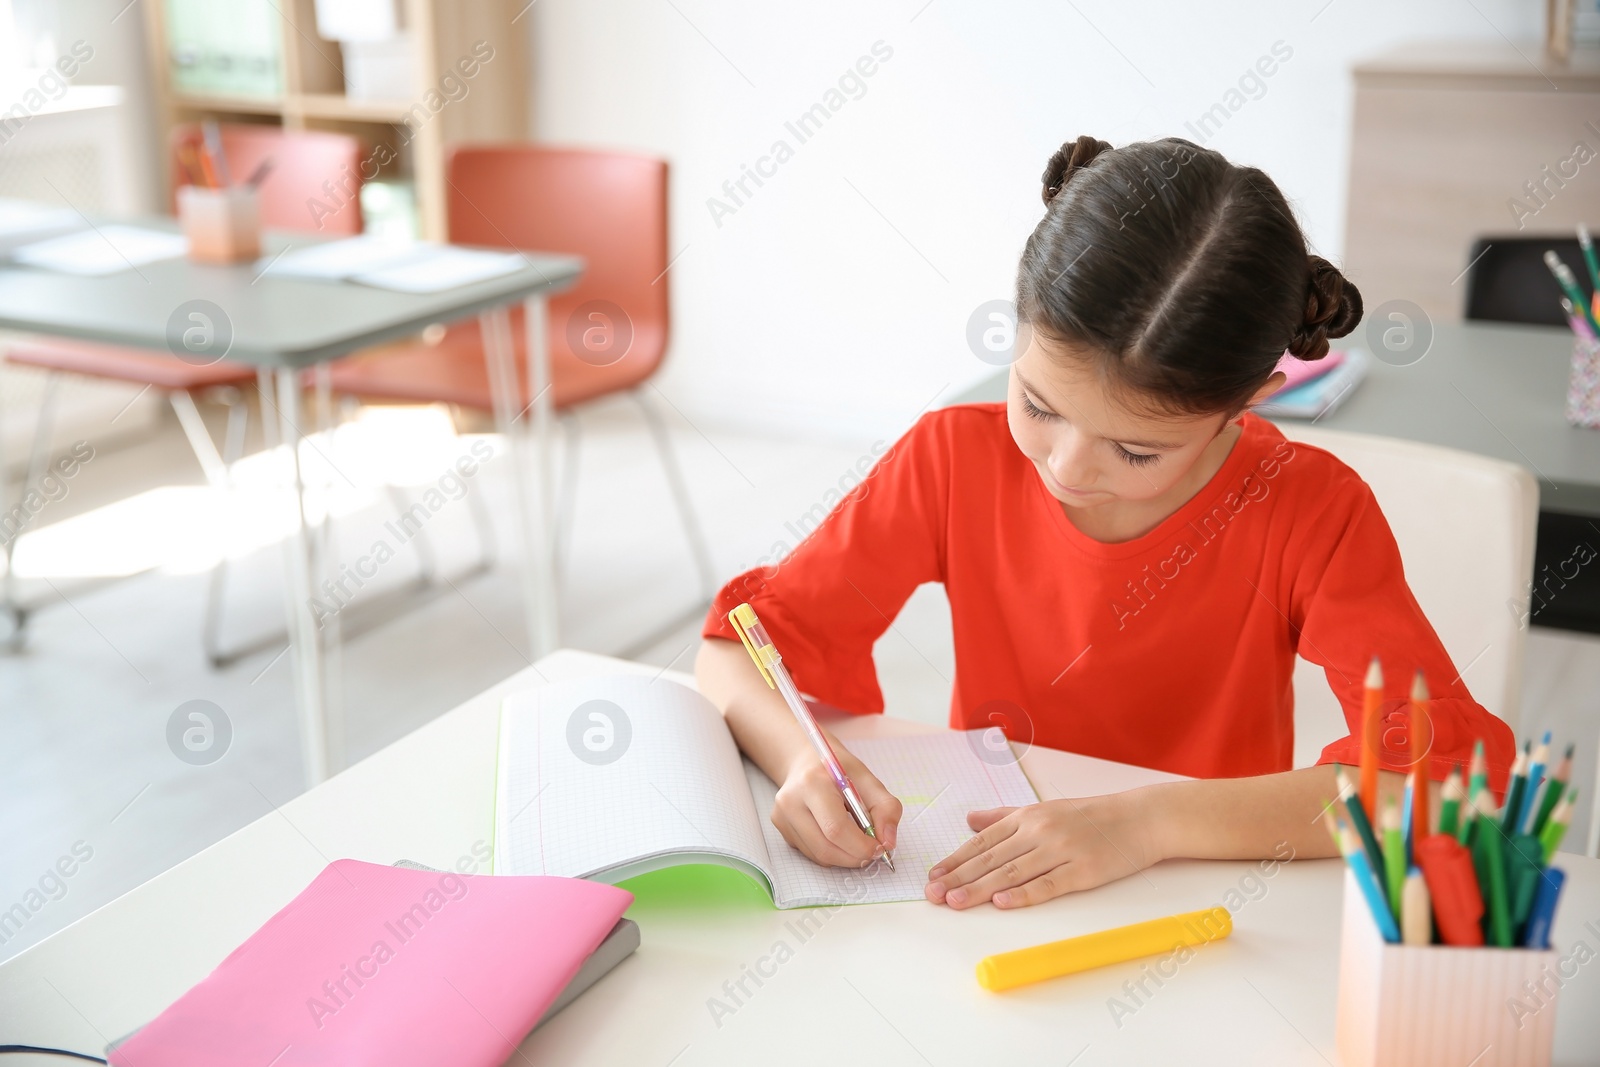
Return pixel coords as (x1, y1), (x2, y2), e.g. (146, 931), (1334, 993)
(695, 135), (1515, 910)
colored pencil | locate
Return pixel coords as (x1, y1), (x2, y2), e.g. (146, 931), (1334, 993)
(1544, 250), (1600, 331)
(1339, 826), (1400, 943)
(1501, 743), (1529, 833)
(1523, 868), (1566, 949)
(1400, 777), (1414, 860)
(1532, 743), (1575, 836)
(1540, 789), (1576, 863)
(1359, 657), (1383, 817)
(1401, 867), (1432, 945)
(1409, 670), (1431, 841)
(1382, 798), (1405, 921)
(1462, 741), (1487, 845)
(1335, 766), (1389, 896)
(1473, 792), (1513, 947)
(1518, 731), (1551, 834)
(1439, 767), (1463, 839)
(1578, 222), (1600, 294)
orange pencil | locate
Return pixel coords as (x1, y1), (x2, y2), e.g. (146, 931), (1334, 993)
(1410, 670), (1431, 837)
(1359, 656), (1383, 817)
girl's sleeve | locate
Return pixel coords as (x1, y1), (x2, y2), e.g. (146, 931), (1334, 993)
(700, 412), (953, 715)
(1287, 475), (1517, 790)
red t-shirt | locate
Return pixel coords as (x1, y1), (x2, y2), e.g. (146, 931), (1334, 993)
(703, 404), (1515, 786)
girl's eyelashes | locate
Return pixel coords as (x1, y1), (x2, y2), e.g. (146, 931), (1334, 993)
(1020, 392), (1054, 421)
(1115, 444), (1160, 467)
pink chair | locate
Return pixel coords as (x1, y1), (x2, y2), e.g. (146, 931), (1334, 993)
(326, 145), (715, 637)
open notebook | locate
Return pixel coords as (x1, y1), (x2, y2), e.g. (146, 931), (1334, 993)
(493, 676), (1039, 909)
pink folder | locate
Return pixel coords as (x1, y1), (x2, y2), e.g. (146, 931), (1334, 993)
(109, 859), (633, 1067)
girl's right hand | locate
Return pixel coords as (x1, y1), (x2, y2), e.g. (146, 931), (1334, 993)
(770, 745), (902, 868)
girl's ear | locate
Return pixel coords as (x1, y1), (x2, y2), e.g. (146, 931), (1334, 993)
(1225, 371), (1288, 427)
(1245, 371), (1287, 409)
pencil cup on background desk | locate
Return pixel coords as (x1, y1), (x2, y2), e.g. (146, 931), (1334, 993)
(1566, 333), (1600, 429)
(177, 184), (261, 265)
(1335, 869), (1559, 1067)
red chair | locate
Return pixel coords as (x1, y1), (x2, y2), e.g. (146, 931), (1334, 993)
(2, 124), (364, 658)
(325, 145), (715, 629)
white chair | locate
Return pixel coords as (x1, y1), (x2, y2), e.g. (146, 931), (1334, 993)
(1277, 425), (1538, 777)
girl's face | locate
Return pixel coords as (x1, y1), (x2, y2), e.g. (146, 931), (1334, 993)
(1006, 331), (1276, 511)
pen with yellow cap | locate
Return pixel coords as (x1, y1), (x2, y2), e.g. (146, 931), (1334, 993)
(729, 602), (895, 871)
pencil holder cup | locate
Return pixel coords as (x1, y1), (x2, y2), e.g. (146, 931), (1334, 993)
(177, 184), (260, 265)
(1567, 334), (1600, 429)
(1335, 871), (1559, 1067)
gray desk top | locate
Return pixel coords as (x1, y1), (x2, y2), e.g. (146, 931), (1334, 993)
(948, 322), (1600, 517)
(0, 228), (583, 369)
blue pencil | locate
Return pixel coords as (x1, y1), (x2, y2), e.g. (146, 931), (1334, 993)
(1401, 777), (1414, 861)
(1340, 826), (1401, 942)
(1523, 868), (1566, 949)
(1519, 731), (1552, 834)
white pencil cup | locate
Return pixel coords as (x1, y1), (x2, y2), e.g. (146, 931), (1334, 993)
(1568, 334), (1600, 429)
(177, 184), (261, 265)
(1335, 871), (1559, 1067)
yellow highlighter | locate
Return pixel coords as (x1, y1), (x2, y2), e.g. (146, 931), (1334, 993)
(729, 602), (894, 871)
(975, 907), (1233, 992)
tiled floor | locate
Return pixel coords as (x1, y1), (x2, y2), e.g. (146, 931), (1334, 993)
(3, 392), (1596, 964)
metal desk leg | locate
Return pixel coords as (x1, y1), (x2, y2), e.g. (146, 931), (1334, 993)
(261, 367), (335, 785)
(523, 294), (558, 657)
(480, 302), (556, 659)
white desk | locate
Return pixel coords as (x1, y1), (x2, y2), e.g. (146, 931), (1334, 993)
(3, 650), (1597, 1065)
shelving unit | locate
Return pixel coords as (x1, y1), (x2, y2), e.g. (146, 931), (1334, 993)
(141, 0), (529, 239)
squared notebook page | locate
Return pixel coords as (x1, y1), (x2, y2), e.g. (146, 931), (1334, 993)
(745, 730), (1039, 909)
(495, 675), (772, 884)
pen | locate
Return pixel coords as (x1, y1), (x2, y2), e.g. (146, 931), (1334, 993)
(729, 603), (895, 871)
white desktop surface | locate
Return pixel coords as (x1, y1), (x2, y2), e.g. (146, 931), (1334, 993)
(2, 650), (1596, 1065)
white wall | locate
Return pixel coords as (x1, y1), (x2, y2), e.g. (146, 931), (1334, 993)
(529, 0), (1539, 443)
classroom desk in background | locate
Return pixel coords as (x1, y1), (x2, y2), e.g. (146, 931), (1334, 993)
(951, 321), (1600, 632)
(0, 227), (582, 786)
(1, 650), (1596, 1065)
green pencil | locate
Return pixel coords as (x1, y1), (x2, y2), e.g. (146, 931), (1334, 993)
(1473, 792), (1514, 947)
(1439, 766), (1464, 838)
(1540, 789), (1577, 863)
(1501, 743), (1529, 833)
(1531, 743), (1575, 836)
(1462, 741), (1487, 845)
(1381, 797), (1405, 922)
(1335, 766), (1389, 902)
(1579, 223), (1600, 295)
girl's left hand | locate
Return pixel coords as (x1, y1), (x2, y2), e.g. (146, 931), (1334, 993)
(925, 794), (1158, 909)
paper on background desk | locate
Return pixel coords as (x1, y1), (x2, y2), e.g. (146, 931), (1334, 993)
(263, 235), (524, 291)
(10, 225), (187, 275)
(747, 731), (1040, 907)
(351, 245), (524, 292)
(0, 198), (81, 243)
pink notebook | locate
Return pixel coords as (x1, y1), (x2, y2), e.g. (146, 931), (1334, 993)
(109, 860), (632, 1067)
(1273, 348), (1345, 391)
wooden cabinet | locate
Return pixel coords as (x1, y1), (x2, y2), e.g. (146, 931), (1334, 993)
(1344, 41), (1600, 320)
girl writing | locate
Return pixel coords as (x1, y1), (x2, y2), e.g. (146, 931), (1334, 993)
(696, 135), (1515, 909)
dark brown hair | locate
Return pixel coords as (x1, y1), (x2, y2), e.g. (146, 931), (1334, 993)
(1017, 135), (1362, 417)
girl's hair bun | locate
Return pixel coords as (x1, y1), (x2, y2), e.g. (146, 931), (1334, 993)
(1041, 136), (1113, 205)
(1288, 255), (1364, 361)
